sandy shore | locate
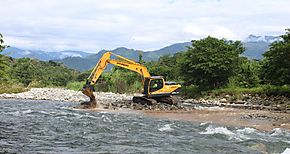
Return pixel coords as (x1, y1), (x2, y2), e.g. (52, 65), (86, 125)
(1, 88), (289, 131)
(143, 108), (290, 131)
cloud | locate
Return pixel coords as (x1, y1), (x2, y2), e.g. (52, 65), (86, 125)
(1, 0), (290, 52)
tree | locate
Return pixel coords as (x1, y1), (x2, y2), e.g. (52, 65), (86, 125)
(260, 29), (290, 85)
(138, 50), (145, 64)
(0, 33), (9, 80)
(11, 58), (37, 85)
(178, 36), (244, 89)
(146, 53), (183, 81)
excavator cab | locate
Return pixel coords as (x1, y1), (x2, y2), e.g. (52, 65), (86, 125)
(134, 76), (181, 105)
(143, 76), (165, 95)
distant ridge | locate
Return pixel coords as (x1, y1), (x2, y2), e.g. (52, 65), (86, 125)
(55, 42), (191, 71)
(1, 47), (92, 61)
(243, 34), (280, 59)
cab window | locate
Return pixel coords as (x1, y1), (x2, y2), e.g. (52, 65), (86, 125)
(149, 79), (164, 92)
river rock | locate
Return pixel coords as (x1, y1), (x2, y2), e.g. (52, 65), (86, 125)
(250, 143), (268, 154)
(220, 98), (228, 103)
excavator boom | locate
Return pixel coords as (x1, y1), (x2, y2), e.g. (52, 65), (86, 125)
(88, 52), (150, 84)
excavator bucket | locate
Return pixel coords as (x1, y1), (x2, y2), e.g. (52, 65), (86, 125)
(80, 81), (97, 108)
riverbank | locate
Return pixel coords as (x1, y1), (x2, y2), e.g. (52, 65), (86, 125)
(185, 94), (290, 113)
(0, 88), (289, 112)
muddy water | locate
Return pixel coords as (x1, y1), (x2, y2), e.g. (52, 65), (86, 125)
(0, 99), (289, 153)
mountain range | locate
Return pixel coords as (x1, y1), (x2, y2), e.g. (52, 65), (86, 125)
(242, 35), (280, 59)
(1, 35), (279, 71)
(53, 42), (192, 72)
(1, 47), (91, 61)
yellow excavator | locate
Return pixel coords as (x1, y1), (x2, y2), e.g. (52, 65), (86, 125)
(81, 52), (181, 107)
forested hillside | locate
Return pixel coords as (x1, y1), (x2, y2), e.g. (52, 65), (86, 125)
(0, 35), (79, 94)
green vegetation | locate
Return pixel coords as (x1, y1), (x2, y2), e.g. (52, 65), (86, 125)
(145, 53), (183, 81)
(230, 58), (261, 88)
(210, 85), (290, 97)
(66, 68), (143, 94)
(1, 29), (290, 98)
(0, 57), (79, 94)
(0, 33), (9, 81)
(6, 58), (79, 87)
(66, 81), (85, 91)
(0, 34), (26, 94)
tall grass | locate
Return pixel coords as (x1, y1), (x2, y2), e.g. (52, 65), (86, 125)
(0, 81), (27, 94)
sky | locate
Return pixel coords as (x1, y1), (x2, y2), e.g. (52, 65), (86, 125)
(1, 0), (290, 52)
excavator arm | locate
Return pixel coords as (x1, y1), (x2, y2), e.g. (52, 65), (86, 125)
(82, 52), (151, 104)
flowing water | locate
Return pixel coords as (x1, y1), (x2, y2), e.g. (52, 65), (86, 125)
(0, 99), (289, 153)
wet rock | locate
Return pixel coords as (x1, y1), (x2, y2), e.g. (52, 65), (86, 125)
(241, 113), (287, 121)
(263, 101), (271, 106)
(250, 143), (268, 154)
(75, 98), (101, 109)
(183, 99), (194, 103)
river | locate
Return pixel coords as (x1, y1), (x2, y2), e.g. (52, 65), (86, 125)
(0, 99), (289, 153)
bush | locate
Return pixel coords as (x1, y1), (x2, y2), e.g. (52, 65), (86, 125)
(209, 84), (290, 98)
(261, 84), (290, 97)
(28, 80), (45, 88)
(231, 58), (261, 88)
(66, 81), (85, 91)
(130, 81), (143, 93)
(180, 84), (203, 98)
